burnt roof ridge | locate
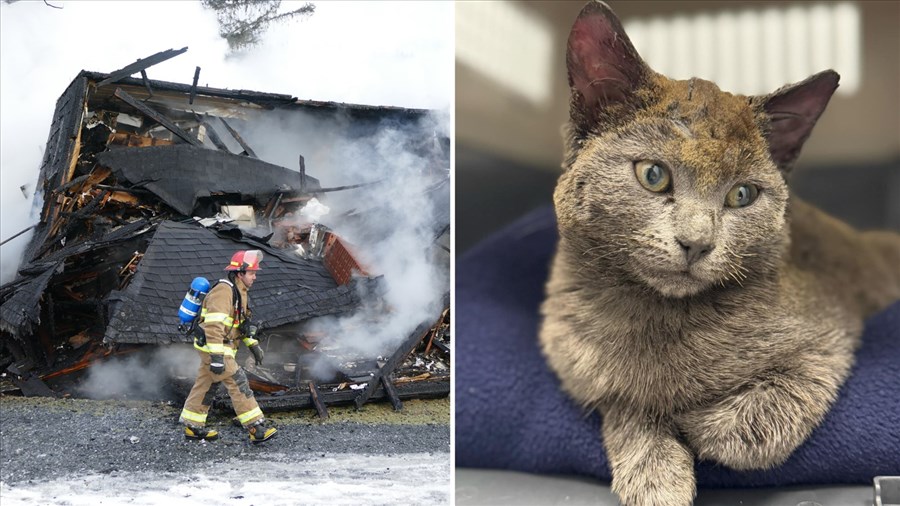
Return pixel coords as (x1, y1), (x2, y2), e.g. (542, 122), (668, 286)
(96, 145), (318, 217)
(78, 70), (435, 114)
(18, 219), (157, 273)
(21, 75), (90, 267)
(79, 69), (296, 105)
(167, 220), (327, 271)
(0, 261), (61, 338)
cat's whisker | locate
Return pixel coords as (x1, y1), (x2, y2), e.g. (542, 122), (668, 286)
(537, 5), (896, 506)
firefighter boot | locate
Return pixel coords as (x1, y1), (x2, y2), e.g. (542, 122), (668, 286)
(248, 420), (277, 443)
(184, 425), (219, 441)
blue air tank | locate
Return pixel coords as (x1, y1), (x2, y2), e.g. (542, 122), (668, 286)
(178, 277), (210, 325)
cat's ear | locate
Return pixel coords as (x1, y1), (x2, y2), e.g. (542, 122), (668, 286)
(566, 1), (650, 135)
(755, 70), (839, 172)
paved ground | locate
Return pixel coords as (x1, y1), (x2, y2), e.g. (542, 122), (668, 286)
(0, 395), (450, 505)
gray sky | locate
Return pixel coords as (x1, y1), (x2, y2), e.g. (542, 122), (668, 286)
(0, 0), (453, 283)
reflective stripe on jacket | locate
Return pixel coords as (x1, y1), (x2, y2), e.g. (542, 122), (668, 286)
(195, 278), (249, 355)
(192, 340), (238, 357)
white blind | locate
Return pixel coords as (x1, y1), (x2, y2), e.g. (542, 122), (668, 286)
(624, 2), (861, 95)
(456, 1), (554, 105)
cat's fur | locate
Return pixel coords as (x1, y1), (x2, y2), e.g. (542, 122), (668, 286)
(538, 2), (900, 505)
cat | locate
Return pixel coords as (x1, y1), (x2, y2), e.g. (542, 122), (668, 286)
(538, 2), (900, 505)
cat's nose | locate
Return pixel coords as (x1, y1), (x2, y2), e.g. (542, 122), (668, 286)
(676, 238), (715, 265)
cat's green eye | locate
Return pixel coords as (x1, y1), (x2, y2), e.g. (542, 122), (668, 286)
(634, 161), (671, 193)
(725, 183), (760, 208)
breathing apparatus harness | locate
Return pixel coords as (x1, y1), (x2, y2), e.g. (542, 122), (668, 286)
(178, 250), (262, 347)
(180, 278), (250, 349)
(193, 278), (249, 347)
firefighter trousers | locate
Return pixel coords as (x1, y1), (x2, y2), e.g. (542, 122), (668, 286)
(180, 348), (264, 428)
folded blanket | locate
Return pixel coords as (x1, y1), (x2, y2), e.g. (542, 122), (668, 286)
(455, 206), (900, 487)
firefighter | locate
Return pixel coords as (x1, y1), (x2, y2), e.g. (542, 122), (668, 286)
(179, 249), (277, 443)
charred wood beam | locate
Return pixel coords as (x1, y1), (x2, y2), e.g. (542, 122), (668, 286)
(96, 47), (188, 87)
(6, 356), (32, 375)
(433, 223), (450, 243)
(202, 120), (230, 151)
(0, 224), (35, 247)
(299, 155), (306, 193)
(308, 381), (329, 419)
(0, 274), (36, 297)
(354, 318), (435, 409)
(17, 263), (57, 277)
(46, 189), (109, 249)
(113, 88), (203, 147)
(137, 119), (161, 136)
(36, 190), (108, 259)
(105, 214), (129, 227)
(218, 117), (258, 158)
(424, 326), (437, 355)
(314, 179), (385, 194)
(82, 70), (295, 109)
(12, 374), (58, 397)
(381, 376), (403, 411)
(192, 113), (230, 152)
(57, 173), (91, 193)
(189, 66), (201, 105)
(231, 378), (450, 413)
(140, 70), (154, 98)
(265, 192), (284, 221)
(431, 339), (450, 356)
(94, 184), (152, 195)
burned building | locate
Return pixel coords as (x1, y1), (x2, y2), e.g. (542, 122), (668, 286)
(0, 49), (450, 414)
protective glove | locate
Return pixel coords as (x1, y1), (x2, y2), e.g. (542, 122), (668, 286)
(210, 354), (225, 375)
(248, 344), (264, 365)
(239, 318), (254, 337)
(192, 325), (207, 347)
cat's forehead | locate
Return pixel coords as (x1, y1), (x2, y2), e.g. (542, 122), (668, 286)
(639, 75), (773, 190)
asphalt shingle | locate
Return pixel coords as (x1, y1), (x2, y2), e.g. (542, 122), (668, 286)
(104, 220), (362, 345)
(96, 145), (321, 216)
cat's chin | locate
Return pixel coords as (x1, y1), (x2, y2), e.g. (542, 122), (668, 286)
(638, 271), (713, 298)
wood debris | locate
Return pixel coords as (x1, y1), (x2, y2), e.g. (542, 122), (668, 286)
(0, 49), (450, 417)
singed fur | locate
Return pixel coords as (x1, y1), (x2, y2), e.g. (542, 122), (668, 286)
(539, 2), (900, 505)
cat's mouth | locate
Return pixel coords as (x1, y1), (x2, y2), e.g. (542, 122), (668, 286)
(638, 266), (714, 298)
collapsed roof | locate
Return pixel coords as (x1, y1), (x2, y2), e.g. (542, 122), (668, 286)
(96, 145), (321, 216)
(104, 220), (363, 345)
(0, 49), (450, 410)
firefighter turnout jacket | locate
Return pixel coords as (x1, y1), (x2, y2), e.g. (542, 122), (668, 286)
(180, 277), (265, 429)
(196, 279), (254, 355)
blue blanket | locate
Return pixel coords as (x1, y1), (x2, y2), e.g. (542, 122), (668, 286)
(455, 206), (900, 487)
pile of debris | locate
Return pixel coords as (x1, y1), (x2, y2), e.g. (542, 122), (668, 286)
(0, 49), (450, 415)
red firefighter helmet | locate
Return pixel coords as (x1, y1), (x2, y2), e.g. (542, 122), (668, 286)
(225, 250), (263, 272)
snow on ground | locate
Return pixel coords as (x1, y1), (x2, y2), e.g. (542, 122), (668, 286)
(0, 452), (449, 506)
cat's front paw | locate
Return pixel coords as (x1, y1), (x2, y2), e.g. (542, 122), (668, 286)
(612, 478), (695, 506)
(677, 385), (817, 470)
(610, 456), (695, 506)
(608, 433), (696, 506)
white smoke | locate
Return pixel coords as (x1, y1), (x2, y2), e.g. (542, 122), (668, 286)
(0, 0), (452, 284)
(233, 106), (449, 368)
(302, 114), (450, 366)
(78, 346), (199, 400)
(0, 1), (225, 284)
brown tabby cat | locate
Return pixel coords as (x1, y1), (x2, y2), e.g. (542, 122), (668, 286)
(538, 2), (900, 505)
